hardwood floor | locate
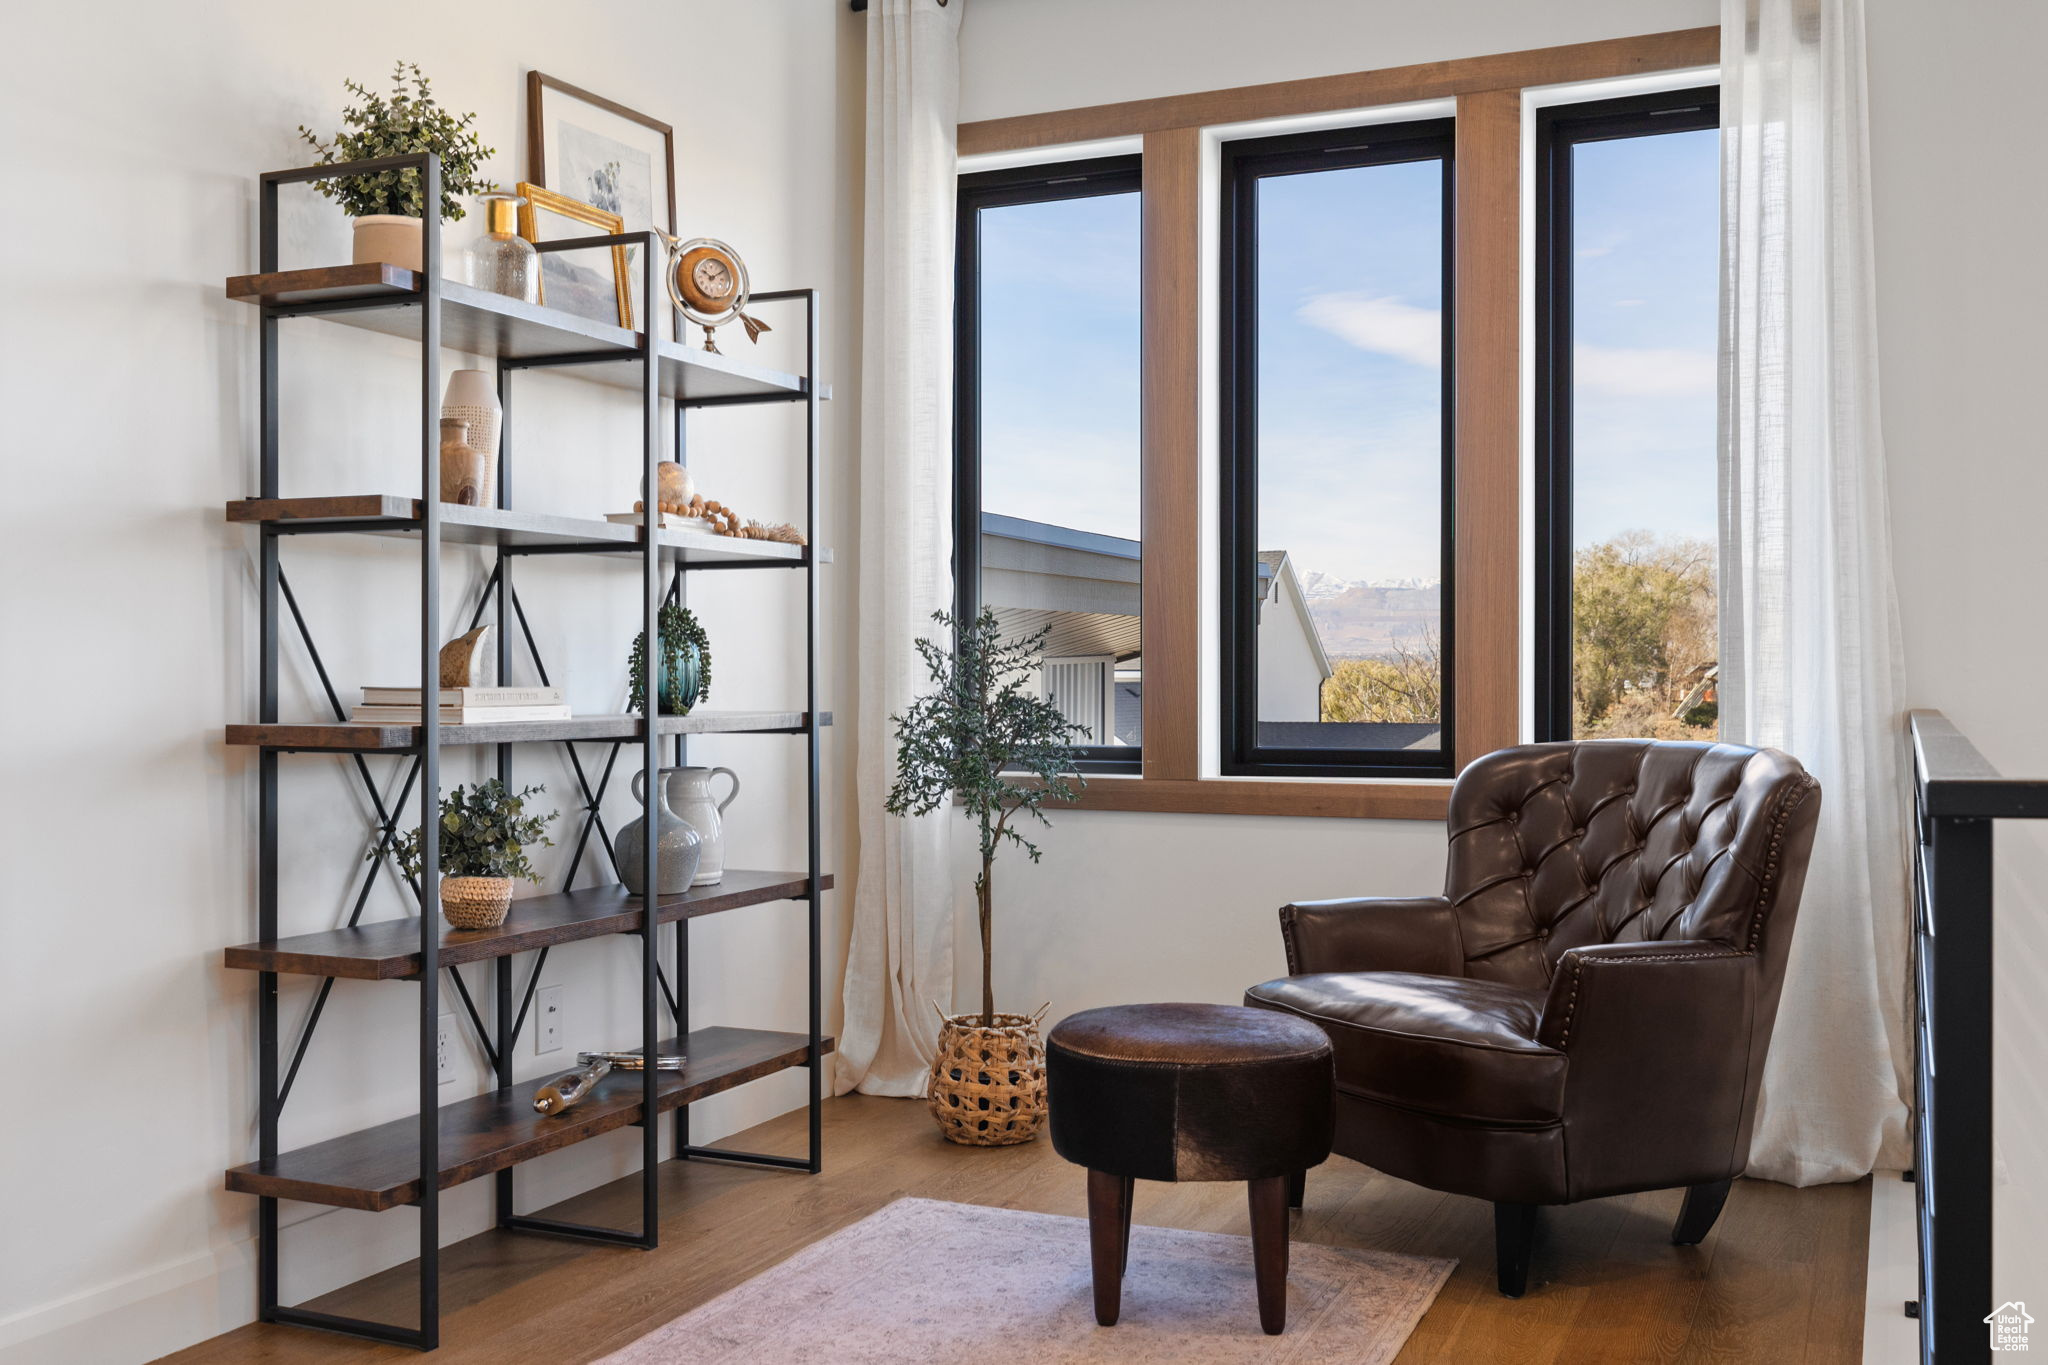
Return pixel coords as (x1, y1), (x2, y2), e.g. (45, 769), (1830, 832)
(164, 1094), (1869, 1363)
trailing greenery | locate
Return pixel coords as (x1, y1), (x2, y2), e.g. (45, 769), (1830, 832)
(389, 780), (556, 883)
(627, 602), (713, 715)
(886, 609), (1086, 1026)
(298, 62), (494, 220)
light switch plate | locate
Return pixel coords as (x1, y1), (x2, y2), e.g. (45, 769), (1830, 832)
(536, 985), (564, 1055)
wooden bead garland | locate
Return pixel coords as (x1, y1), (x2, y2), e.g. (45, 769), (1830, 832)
(631, 491), (808, 545)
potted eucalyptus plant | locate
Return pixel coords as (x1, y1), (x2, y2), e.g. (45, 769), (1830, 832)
(389, 779), (556, 930)
(887, 608), (1085, 1146)
(298, 61), (494, 273)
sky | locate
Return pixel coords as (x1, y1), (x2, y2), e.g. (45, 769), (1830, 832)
(975, 125), (1720, 587)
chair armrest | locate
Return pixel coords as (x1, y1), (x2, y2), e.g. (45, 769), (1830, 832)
(1537, 940), (1762, 1193)
(1537, 940), (1754, 1052)
(1278, 896), (1463, 977)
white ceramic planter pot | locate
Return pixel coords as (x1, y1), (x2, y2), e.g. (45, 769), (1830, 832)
(352, 214), (424, 273)
(442, 369), (503, 466)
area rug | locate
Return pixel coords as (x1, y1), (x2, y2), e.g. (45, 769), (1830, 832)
(597, 1196), (1454, 1363)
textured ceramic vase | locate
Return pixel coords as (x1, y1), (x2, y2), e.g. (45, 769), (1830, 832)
(438, 418), (490, 506)
(616, 768), (702, 897)
(441, 370), (502, 487)
(665, 766), (739, 886)
(352, 214), (424, 272)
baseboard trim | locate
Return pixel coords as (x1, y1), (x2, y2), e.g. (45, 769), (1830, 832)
(1863, 1169), (1918, 1365)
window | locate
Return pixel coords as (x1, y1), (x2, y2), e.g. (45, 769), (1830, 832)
(1220, 121), (1455, 778)
(955, 157), (1144, 770)
(1536, 88), (1721, 742)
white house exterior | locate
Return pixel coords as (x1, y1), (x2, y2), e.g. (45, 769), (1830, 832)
(1253, 550), (1333, 722)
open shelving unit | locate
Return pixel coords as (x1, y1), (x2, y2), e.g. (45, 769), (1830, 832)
(226, 152), (830, 1351)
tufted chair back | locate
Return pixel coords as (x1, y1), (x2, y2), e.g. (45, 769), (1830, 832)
(1443, 740), (1821, 989)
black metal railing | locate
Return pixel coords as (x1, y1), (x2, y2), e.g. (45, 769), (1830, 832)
(1908, 710), (2048, 1362)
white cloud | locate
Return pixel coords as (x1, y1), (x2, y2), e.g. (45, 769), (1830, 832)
(1296, 293), (1441, 368)
(1574, 344), (1716, 397)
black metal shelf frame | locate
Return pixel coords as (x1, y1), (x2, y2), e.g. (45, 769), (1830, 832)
(245, 153), (825, 1350)
(1906, 709), (2048, 1364)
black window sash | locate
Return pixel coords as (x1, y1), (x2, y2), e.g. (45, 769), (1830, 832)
(1533, 87), (1720, 742)
(1219, 119), (1457, 779)
(956, 156), (1145, 774)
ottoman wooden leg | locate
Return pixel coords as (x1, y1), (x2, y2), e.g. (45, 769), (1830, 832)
(1247, 1175), (1291, 1335)
(1119, 1175), (1135, 1274)
(1088, 1169), (1132, 1326)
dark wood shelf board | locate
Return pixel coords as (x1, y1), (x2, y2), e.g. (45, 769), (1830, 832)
(225, 870), (832, 979)
(225, 710), (829, 751)
(225, 265), (815, 405)
(225, 1027), (832, 1211)
(225, 496), (807, 565)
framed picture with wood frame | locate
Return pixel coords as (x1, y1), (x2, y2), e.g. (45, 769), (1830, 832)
(526, 72), (678, 336)
(515, 182), (631, 329)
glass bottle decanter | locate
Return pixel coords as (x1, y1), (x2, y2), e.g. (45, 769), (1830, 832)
(465, 193), (538, 303)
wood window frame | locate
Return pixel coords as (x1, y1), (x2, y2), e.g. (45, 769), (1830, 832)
(956, 26), (1720, 819)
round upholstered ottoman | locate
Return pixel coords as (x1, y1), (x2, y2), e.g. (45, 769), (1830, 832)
(1046, 1002), (1335, 1334)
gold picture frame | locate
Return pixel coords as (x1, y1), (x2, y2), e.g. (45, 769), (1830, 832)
(516, 181), (633, 329)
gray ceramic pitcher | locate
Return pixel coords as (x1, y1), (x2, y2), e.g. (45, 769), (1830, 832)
(616, 768), (702, 897)
(665, 766), (738, 886)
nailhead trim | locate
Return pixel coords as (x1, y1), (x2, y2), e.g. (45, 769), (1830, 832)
(1548, 947), (1750, 1048)
(1745, 773), (1820, 951)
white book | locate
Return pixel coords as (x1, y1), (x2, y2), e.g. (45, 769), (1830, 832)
(359, 685), (564, 707)
(349, 704), (574, 725)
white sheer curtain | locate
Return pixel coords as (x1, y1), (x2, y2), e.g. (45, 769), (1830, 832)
(837, 0), (963, 1098)
(1720, 0), (1912, 1183)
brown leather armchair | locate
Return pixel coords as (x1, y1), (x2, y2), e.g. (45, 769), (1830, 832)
(1244, 740), (1821, 1296)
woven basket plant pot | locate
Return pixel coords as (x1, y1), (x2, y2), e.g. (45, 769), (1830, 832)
(440, 875), (513, 929)
(929, 1011), (1048, 1147)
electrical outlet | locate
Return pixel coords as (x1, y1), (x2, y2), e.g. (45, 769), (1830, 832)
(536, 985), (564, 1055)
(437, 1014), (456, 1085)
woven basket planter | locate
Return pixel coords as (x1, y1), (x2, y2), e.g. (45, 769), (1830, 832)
(928, 1011), (1048, 1147)
(440, 875), (513, 929)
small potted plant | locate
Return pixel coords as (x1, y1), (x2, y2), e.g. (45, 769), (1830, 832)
(388, 780), (556, 929)
(887, 609), (1085, 1146)
(627, 603), (713, 716)
(298, 61), (495, 273)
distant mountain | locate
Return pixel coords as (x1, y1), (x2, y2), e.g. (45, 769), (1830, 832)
(1299, 570), (1442, 601)
(1300, 579), (1442, 659)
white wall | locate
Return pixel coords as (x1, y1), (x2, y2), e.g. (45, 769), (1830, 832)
(955, 0), (2047, 1318)
(1864, 0), (2048, 1313)
(0, 3), (863, 1361)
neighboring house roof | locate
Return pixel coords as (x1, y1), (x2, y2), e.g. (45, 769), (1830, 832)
(1257, 721), (1441, 751)
(1254, 549), (1333, 680)
(979, 516), (1331, 677)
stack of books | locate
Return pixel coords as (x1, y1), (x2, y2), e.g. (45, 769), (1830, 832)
(349, 685), (571, 725)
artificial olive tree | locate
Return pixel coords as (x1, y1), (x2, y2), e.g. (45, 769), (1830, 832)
(886, 609), (1086, 1026)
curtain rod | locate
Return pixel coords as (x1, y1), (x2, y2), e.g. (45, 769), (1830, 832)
(850, 1), (950, 11)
